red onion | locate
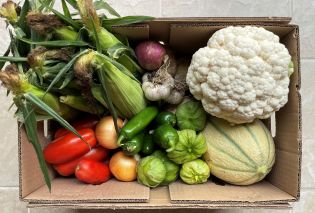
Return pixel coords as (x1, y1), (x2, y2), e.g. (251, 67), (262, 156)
(135, 41), (166, 71)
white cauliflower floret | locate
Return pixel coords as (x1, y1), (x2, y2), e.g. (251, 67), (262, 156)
(187, 26), (292, 124)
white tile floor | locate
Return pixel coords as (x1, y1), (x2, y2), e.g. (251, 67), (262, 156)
(0, 0), (314, 212)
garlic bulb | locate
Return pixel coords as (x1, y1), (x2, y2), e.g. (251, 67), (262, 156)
(142, 72), (174, 101)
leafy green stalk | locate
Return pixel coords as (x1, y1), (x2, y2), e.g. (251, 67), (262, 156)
(18, 37), (88, 47)
(19, 99), (51, 191)
(102, 16), (154, 28)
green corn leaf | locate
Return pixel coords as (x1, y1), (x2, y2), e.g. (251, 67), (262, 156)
(20, 99), (51, 191)
(45, 49), (90, 94)
(107, 43), (135, 59)
(102, 16), (154, 27)
(9, 31), (24, 73)
(0, 44), (11, 70)
(94, 0), (120, 17)
(91, 17), (101, 52)
(0, 56), (27, 62)
(48, 6), (81, 30)
(61, 0), (71, 18)
(65, 0), (78, 9)
(94, 52), (140, 83)
(96, 69), (119, 133)
(60, 71), (74, 89)
(18, 0), (31, 37)
(15, 109), (54, 122)
(117, 54), (143, 74)
(23, 93), (86, 143)
(15, 27), (27, 38)
(30, 29), (40, 50)
(38, 0), (55, 12)
(17, 37), (89, 47)
(14, 27), (30, 56)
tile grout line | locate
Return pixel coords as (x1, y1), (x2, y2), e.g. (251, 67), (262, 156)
(290, 0), (293, 17)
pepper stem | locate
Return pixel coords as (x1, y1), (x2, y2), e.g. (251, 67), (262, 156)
(117, 135), (125, 146)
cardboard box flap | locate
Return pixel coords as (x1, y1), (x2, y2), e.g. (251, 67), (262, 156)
(169, 24), (297, 54)
(268, 149), (300, 199)
(19, 123), (55, 199)
(26, 202), (292, 210)
(112, 24), (149, 41)
(267, 26), (301, 199)
(23, 179), (150, 203)
(153, 17), (292, 24)
(169, 181), (295, 204)
(26, 186), (292, 209)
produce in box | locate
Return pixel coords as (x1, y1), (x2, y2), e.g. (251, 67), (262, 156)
(0, 0), (294, 190)
(202, 116), (275, 185)
(186, 26), (293, 124)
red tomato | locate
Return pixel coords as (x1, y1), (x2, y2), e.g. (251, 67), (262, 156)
(53, 146), (109, 176)
(54, 116), (99, 139)
(75, 159), (111, 184)
(44, 129), (97, 164)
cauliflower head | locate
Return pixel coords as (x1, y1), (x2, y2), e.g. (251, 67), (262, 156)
(187, 26), (292, 124)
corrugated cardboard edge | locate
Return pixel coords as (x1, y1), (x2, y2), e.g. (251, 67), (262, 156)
(146, 17), (292, 24)
(18, 122), (23, 201)
(22, 199), (148, 204)
(26, 203), (292, 210)
(26, 187), (292, 209)
(296, 25), (302, 202)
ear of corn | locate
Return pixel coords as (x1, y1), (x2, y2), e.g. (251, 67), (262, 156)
(0, 0), (19, 24)
(0, 65), (77, 120)
(93, 53), (146, 118)
(0, 0), (154, 190)
(59, 95), (106, 115)
(55, 26), (78, 41)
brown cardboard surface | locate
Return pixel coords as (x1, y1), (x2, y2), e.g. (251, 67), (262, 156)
(169, 24), (295, 54)
(18, 18), (301, 208)
(268, 27), (301, 199)
(147, 17), (291, 42)
(169, 181), (294, 204)
(26, 187), (292, 209)
(19, 123), (55, 199)
(112, 24), (149, 41)
(23, 178), (149, 203)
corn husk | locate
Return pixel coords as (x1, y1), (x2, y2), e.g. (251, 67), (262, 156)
(93, 53), (146, 118)
(0, 64), (77, 120)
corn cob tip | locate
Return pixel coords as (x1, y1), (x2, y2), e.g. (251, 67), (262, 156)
(0, 0), (20, 24)
(26, 12), (64, 36)
(0, 64), (22, 93)
(74, 51), (96, 87)
(77, 0), (100, 31)
(27, 46), (73, 68)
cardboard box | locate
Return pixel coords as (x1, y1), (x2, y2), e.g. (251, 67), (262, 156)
(19, 17), (301, 209)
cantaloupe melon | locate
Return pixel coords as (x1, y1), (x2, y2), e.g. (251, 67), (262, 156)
(202, 116), (275, 185)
